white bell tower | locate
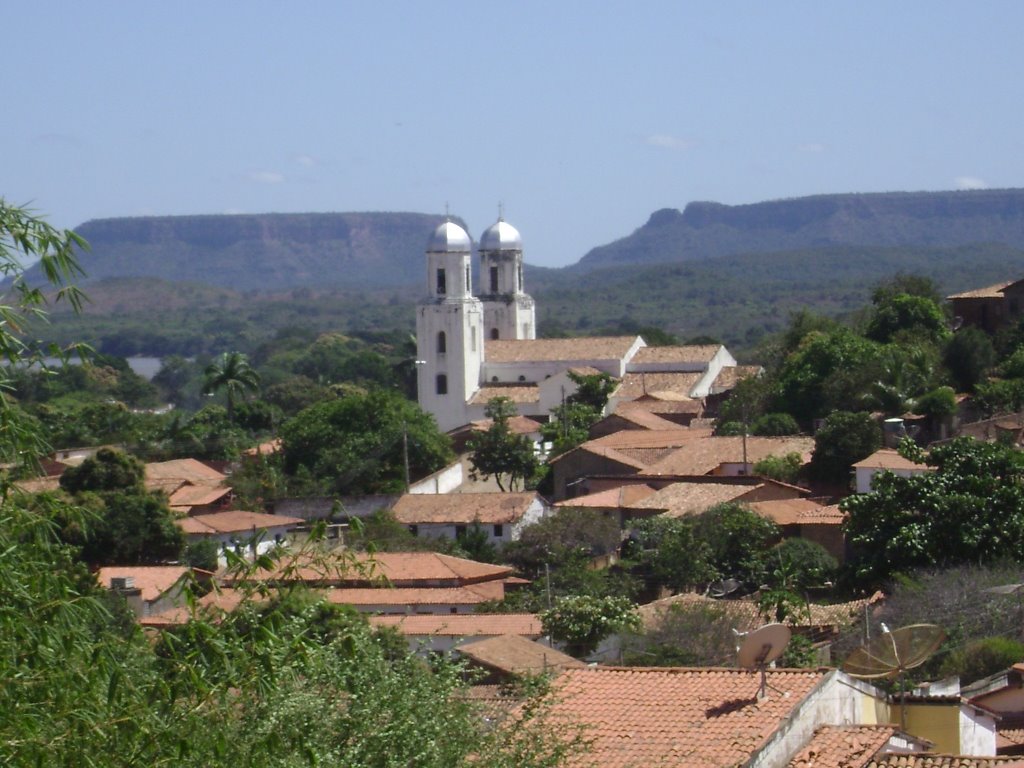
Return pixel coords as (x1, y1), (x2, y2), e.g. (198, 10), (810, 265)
(415, 220), (483, 432)
(478, 216), (536, 342)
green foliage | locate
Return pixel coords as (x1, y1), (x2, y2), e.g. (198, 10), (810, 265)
(808, 411), (881, 485)
(455, 522), (499, 564)
(999, 347), (1024, 380)
(629, 516), (714, 593)
(690, 503), (780, 588)
(752, 412), (800, 436)
(59, 447), (145, 494)
(753, 452), (803, 484)
(468, 398), (540, 491)
(621, 602), (737, 667)
(203, 350), (261, 421)
(541, 402), (600, 457)
(541, 594), (641, 657)
(865, 293), (950, 345)
(767, 538), (838, 590)
(184, 539), (221, 571)
(914, 385), (957, 418)
(974, 378), (1024, 417)
(281, 389), (453, 495)
(940, 637), (1024, 685)
(502, 507), (623, 580)
(944, 327), (996, 393)
(842, 438), (1024, 585)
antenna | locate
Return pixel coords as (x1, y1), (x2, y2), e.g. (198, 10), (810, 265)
(841, 623), (945, 730)
(707, 578), (741, 599)
(736, 623), (791, 699)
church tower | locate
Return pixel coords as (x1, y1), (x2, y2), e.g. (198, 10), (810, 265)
(415, 220), (483, 432)
(478, 217), (536, 341)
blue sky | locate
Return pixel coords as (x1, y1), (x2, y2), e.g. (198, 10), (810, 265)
(5, 2), (1023, 267)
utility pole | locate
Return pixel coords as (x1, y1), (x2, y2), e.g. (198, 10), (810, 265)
(403, 421), (411, 492)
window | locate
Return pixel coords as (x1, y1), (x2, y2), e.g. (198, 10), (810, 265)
(465, 266), (470, 293)
(436, 268), (446, 294)
(455, 524), (467, 538)
(437, 331), (446, 355)
(471, 326), (477, 352)
(436, 374), (447, 395)
(493, 524), (503, 537)
(408, 525), (419, 537)
(517, 264), (523, 291)
(490, 266), (499, 293)
(490, 328), (499, 340)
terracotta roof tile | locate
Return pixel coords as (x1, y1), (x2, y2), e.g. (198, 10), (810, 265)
(322, 582), (504, 607)
(145, 458), (226, 485)
(469, 415), (543, 435)
(602, 409), (684, 431)
(947, 281), (1015, 300)
(175, 510), (303, 535)
(555, 484), (658, 509)
(588, 428), (713, 449)
(746, 498), (845, 526)
(456, 634), (585, 675)
(851, 449), (932, 472)
(865, 756), (1021, 767)
(168, 483), (232, 510)
(646, 436), (815, 476)
(485, 336), (640, 363)
(711, 365), (764, 391)
(13, 476), (62, 494)
(787, 725), (898, 768)
(630, 481), (761, 517)
(96, 565), (190, 602)
(615, 372), (703, 400)
(369, 612), (543, 637)
(616, 399), (704, 415)
(545, 666), (827, 768)
(225, 551), (514, 587)
(391, 492), (540, 525)
(468, 384), (540, 405)
(630, 345), (722, 365)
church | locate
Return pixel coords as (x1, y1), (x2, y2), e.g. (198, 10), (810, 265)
(414, 218), (746, 433)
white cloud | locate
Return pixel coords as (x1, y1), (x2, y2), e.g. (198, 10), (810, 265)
(247, 170), (285, 184)
(955, 176), (988, 190)
(293, 153), (317, 168)
(645, 134), (696, 151)
(797, 142), (825, 153)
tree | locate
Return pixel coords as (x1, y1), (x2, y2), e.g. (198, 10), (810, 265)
(944, 327), (996, 393)
(753, 452), (803, 484)
(59, 446), (145, 494)
(808, 411), (881, 486)
(202, 351), (261, 421)
(689, 503), (780, 589)
(468, 397), (539, 491)
(842, 438), (1024, 585)
(751, 412), (800, 436)
(629, 516), (714, 593)
(281, 389), (453, 495)
(541, 594), (641, 658)
(865, 293), (950, 345)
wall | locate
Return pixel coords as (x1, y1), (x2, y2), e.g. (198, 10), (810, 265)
(408, 460), (463, 494)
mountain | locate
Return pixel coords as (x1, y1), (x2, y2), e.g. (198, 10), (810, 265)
(36, 212), (462, 291)
(576, 189), (1024, 270)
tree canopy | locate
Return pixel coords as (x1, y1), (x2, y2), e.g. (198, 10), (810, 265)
(468, 397), (539, 491)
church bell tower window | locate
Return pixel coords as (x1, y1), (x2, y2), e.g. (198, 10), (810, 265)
(490, 266), (499, 293)
(436, 269), (446, 295)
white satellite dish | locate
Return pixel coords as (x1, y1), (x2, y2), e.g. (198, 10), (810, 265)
(736, 623), (791, 699)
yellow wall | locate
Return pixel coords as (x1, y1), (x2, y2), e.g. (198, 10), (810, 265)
(895, 703), (961, 754)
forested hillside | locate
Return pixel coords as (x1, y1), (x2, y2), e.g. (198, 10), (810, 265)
(578, 189), (1024, 269)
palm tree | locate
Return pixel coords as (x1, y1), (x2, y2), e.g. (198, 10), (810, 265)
(202, 351), (260, 421)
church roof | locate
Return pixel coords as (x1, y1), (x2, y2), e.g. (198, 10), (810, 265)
(485, 336), (640, 363)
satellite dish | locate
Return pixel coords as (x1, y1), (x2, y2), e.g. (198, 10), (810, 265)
(842, 623), (945, 729)
(736, 623), (791, 699)
(707, 578), (741, 599)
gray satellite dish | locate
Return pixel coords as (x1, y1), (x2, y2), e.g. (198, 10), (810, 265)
(736, 623), (791, 699)
(707, 578), (741, 599)
(842, 623), (945, 729)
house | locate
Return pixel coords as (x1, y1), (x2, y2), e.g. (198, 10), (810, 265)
(369, 613), (544, 653)
(745, 498), (846, 561)
(174, 509), (304, 558)
(948, 279), (1024, 335)
(965, 663), (1024, 755)
(96, 565), (196, 619)
(534, 666), (942, 768)
(454, 634), (583, 683)
(852, 449), (933, 494)
(145, 457), (231, 515)
(389, 491), (547, 546)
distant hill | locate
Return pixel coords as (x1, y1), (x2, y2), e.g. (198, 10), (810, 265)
(30, 212), (462, 291)
(577, 189), (1024, 270)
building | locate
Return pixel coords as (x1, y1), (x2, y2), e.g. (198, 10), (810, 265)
(389, 491), (547, 546)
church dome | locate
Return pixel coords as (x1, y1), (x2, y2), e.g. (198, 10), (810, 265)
(479, 219), (522, 252)
(427, 221), (472, 253)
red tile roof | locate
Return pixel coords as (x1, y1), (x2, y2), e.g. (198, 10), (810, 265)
(145, 458), (226, 485)
(746, 498), (845, 526)
(545, 666), (827, 767)
(602, 409), (684, 430)
(630, 481), (762, 517)
(865, 756), (1021, 767)
(646, 436), (814, 476)
(615, 372), (703, 400)
(455, 634), (584, 675)
(555, 484), (658, 509)
(175, 510), (303, 535)
(485, 336), (640, 363)
(96, 565), (190, 602)
(851, 449), (932, 471)
(322, 582), (504, 607)
(468, 384), (540, 405)
(391, 492), (540, 525)
(631, 345), (723, 364)
(787, 725), (899, 768)
(370, 612), (543, 637)
(947, 281), (1015, 300)
(469, 415), (543, 435)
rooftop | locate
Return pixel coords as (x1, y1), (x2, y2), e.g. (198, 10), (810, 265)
(468, 384), (540, 405)
(555, 483), (658, 509)
(630, 345), (722, 365)
(630, 481), (761, 517)
(96, 565), (190, 602)
(485, 336), (640, 363)
(646, 436), (815, 476)
(175, 509), (303, 536)
(746, 498), (845, 526)
(390, 491), (541, 525)
(614, 371), (703, 400)
(851, 449), (932, 471)
(787, 725), (900, 768)
(369, 612), (542, 637)
(455, 634), (584, 676)
(947, 281), (1015, 300)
